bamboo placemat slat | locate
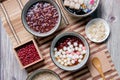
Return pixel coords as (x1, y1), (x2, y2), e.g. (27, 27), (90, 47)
(0, 0), (120, 80)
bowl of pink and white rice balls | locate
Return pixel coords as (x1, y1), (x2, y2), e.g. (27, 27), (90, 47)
(50, 32), (89, 71)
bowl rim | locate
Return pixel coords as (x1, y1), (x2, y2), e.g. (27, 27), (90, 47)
(85, 18), (110, 43)
(26, 69), (61, 80)
(60, 0), (100, 17)
(50, 32), (90, 71)
(21, 0), (62, 37)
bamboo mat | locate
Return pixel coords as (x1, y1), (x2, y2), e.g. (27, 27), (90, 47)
(0, 0), (120, 80)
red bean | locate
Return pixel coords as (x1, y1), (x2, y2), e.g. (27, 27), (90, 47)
(26, 2), (59, 33)
(16, 42), (40, 66)
(56, 36), (84, 50)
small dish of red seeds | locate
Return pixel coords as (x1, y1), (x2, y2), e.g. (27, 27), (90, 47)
(14, 39), (43, 69)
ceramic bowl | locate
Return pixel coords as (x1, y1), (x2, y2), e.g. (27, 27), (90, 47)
(50, 32), (90, 71)
(61, 0), (100, 17)
(85, 18), (110, 43)
(26, 69), (61, 80)
(21, 0), (61, 37)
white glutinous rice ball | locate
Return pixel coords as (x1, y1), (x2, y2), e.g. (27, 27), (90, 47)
(75, 54), (79, 58)
(67, 42), (71, 45)
(63, 54), (67, 58)
(58, 59), (61, 63)
(59, 49), (63, 52)
(70, 44), (73, 47)
(62, 51), (66, 55)
(75, 47), (79, 50)
(54, 48), (57, 51)
(55, 54), (59, 58)
(67, 61), (71, 65)
(74, 3), (80, 10)
(64, 59), (67, 63)
(72, 55), (76, 59)
(68, 49), (72, 53)
(82, 50), (86, 54)
(64, 63), (68, 66)
(79, 55), (83, 59)
(78, 48), (82, 52)
(71, 60), (75, 64)
(78, 0), (84, 4)
(67, 57), (71, 61)
(79, 44), (83, 48)
(61, 61), (64, 65)
(70, 1), (75, 9)
(57, 52), (61, 56)
(73, 42), (78, 47)
(64, 0), (70, 7)
(71, 48), (75, 52)
(69, 54), (73, 58)
(63, 46), (67, 51)
(59, 54), (63, 58)
(78, 59), (82, 63)
(67, 47), (70, 51)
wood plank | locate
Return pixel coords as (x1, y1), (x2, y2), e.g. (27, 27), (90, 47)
(0, 0), (120, 80)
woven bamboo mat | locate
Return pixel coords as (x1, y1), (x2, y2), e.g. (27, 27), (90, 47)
(0, 0), (120, 80)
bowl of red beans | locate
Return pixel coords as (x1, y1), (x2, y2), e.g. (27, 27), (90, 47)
(21, 0), (61, 37)
(50, 32), (89, 71)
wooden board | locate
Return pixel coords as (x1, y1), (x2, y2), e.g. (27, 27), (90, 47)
(0, 0), (120, 80)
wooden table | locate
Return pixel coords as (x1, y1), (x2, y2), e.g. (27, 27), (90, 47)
(0, 0), (120, 80)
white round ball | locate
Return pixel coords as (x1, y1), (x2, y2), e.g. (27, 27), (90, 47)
(82, 50), (86, 54)
(74, 42), (78, 47)
(57, 52), (61, 56)
(54, 48), (57, 51)
(79, 55), (83, 59)
(70, 45), (73, 48)
(64, 59), (67, 63)
(55, 54), (59, 58)
(78, 59), (82, 63)
(79, 44), (83, 48)
(59, 49), (63, 52)
(58, 59), (61, 63)
(75, 54), (79, 58)
(64, 63), (68, 66)
(67, 61), (71, 65)
(62, 51), (66, 55)
(71, 60), (75, 64)
(75, 47), (79, 50)
(63, 46), (67, 51)
(67, 42), (71, 45)
(61, 61), (64, 65)
(63, 54), (67, 58)
(78, 48), (82, 52)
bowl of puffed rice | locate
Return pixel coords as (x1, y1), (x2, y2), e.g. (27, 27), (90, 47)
(50, 32), (89, 71)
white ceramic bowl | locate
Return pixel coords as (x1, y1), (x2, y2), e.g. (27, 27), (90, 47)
(85, 18), (110, 43)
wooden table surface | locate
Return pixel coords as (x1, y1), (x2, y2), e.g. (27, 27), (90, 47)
(0, 0), (120, 80)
